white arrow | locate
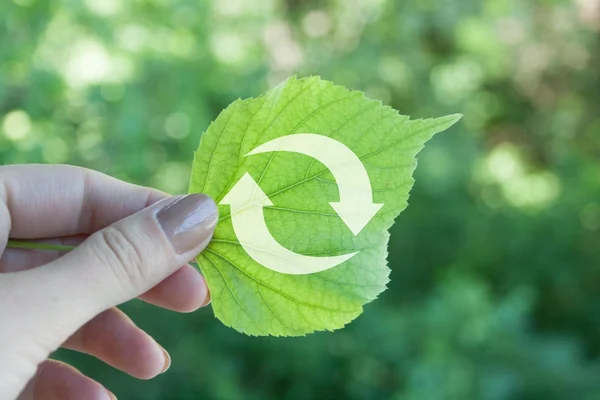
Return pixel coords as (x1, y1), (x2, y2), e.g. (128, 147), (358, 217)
(220, 173), (357, 275)
(247, 133), (383, 235)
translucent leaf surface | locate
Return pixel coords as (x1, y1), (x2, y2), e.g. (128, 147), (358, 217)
(189, 76), (461, 336)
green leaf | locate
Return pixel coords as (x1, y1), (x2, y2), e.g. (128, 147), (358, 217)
(189, 76), (461, 336)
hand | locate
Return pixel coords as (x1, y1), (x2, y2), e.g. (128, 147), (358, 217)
(0, 165), (218, 400)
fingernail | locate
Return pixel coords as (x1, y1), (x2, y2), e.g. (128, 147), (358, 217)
(161, 347), (171, 373)
(157, 194), (218, 254)
(107, 390), (118, 400)
(201, 292), (212, 308)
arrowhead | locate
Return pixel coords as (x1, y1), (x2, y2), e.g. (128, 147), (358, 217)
(329, 202), (383, 235)
(220, 173), (274, 208)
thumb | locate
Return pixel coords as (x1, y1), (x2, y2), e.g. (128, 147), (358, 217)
(13, 194), (218, 349)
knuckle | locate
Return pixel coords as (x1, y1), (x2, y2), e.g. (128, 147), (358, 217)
(92, 226), (147, 289)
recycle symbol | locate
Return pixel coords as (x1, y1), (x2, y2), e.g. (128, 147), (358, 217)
(220, 133), (383, 275)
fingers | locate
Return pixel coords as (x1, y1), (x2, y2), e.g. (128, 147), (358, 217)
(62, 194), (217, 309)
(63, 308), (169, 380)
(0, 235), (86, 272)
(0, 164), (167, 247)
(8, 194), (217, 358)
(138, 264), (210, 312)
(1, 237), (211, 312)
(17, 360), (114, 400)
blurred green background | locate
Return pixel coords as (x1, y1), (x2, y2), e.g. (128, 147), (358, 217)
(1, 0), (600, 399)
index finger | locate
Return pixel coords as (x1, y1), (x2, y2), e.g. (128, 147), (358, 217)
(0, 164), (168, 244)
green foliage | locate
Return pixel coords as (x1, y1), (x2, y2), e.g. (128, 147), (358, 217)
(190, 76), (460, 335)
(1, 0), (599, 398)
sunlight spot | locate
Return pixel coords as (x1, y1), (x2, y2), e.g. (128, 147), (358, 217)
(62, 39), (132, 88)
(214, 0), (276, 17)
(302, 11), (332, 38)
(77, 131), (102, 153)
(431, 59), (484, 104)
(84, 0), (122, 16)
(117, 24), (150, 53)
(263, 22), (303, 70)
(477, 144), (561, 210)
(213, 0), (245, 16)
(2, 110), (32, 141)
(577, 0), (600, 31)
(210, 32), (247, 64)
(165, 112), (192, 139)
(154, 162), (190, 193)
(378, 57), (411, 89)
(503, 172), (561, 208)
(485, 145), (523, 182)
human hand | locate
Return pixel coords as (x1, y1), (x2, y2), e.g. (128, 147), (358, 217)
(0, 165), (218, 400)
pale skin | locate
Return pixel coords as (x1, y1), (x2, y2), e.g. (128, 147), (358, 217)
(0, 165), (219, 400)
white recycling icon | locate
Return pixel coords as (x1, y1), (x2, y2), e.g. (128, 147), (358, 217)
(220, 133), (383, 275)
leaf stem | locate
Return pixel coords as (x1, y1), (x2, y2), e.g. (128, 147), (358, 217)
(6, 240), (76, 252)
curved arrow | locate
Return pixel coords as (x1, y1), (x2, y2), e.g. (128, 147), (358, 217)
(220, 173), (358, 275)
(247, 133), (383, 235)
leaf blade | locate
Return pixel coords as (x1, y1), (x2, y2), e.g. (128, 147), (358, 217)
(190, 76), (461, 336)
